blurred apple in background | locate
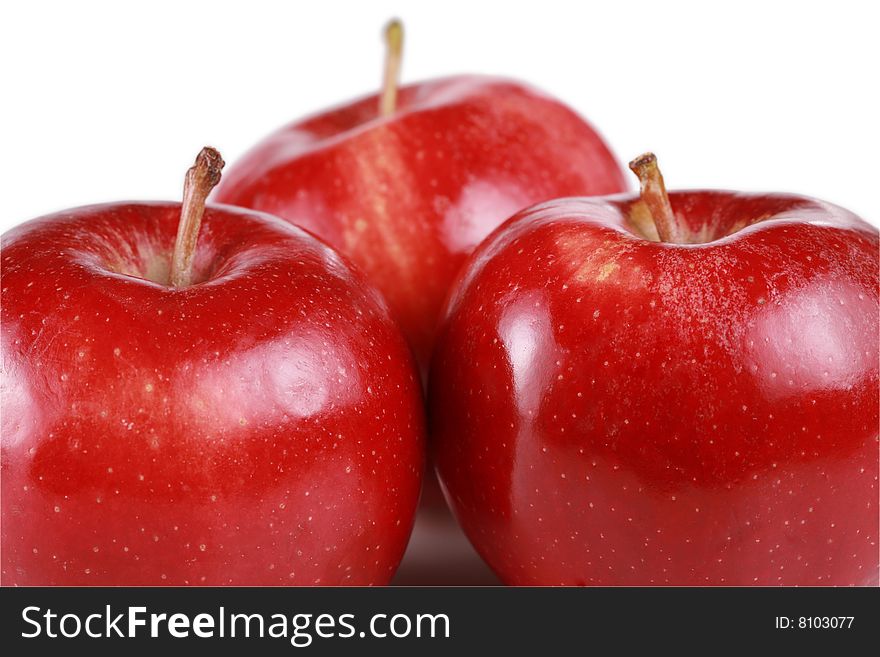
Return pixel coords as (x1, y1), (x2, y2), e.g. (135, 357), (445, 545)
(213, 20), (627, 374)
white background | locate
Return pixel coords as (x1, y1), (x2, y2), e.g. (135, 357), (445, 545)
(1, 0), (877, 232)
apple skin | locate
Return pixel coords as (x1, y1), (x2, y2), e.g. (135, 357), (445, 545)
(1, 202), (425, 585)
(212, 75), (627, 371)
(430, 191), (879, 585)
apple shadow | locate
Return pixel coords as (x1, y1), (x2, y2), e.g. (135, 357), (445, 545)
(392, 506), (500, 586)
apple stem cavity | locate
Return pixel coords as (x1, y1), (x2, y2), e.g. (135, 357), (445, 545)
(170, 147), (225, 288)
(379, 18), (404, 117)
(628, 152), (682, 243)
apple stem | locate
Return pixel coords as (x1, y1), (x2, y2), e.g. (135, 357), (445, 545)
(628, 153), (682, 243)
(379, 18), (404, 117)
(170, 147), (225, 287)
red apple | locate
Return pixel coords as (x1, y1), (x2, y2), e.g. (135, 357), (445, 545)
(430, 153), (879, 585)
(212, 21), (627, 372)
(1, 148), (425, 585)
